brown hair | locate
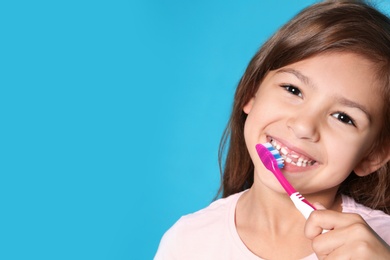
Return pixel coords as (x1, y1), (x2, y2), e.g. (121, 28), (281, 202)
(217, 0), (390, 213)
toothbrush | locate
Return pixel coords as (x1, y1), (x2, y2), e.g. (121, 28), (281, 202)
(255, 142), (317, 220)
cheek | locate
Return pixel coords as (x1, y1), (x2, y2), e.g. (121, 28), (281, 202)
(326, 137), (369, 173)
(243, 115), (261, 158)
(243, 113), (270, 171)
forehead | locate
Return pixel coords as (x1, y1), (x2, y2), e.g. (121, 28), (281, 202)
(282, 53), (378, 86)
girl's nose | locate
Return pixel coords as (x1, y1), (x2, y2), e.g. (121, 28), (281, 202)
(286, 111), (320, 142)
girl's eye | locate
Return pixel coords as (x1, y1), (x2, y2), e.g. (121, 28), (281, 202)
(332, 112), (356, 126)
(282, 84), (302, 97)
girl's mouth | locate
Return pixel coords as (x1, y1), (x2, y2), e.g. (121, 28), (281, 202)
(270, 139), (317, 167)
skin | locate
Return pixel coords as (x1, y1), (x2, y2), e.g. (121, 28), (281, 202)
(236, 52), (390, 259)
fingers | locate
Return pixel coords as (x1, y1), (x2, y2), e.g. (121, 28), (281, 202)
(305, 208), (365, 239)
(310, 223), (366, 257)
(314, 228), (388, 260)
(305, 207), (390, 259)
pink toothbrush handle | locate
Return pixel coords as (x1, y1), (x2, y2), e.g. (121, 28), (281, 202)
(290, 192), (329, 233)
(267, 156), (297, 196)
(290, 192), (316, 219)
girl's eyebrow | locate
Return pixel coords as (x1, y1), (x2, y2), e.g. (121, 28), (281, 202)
(276, 68), (372, 122)
(335, 97), (371, 122)
(277, 68), (315, 89)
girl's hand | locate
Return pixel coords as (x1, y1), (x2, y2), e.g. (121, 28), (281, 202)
(304, 203), (390, 259)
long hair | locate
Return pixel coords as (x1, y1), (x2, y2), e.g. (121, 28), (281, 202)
(217, 0), (390, 213)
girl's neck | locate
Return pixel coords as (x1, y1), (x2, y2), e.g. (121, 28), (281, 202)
(237, 183), (342, 229)
(234, 185), (342, 259)
(237, 186), (305, 235)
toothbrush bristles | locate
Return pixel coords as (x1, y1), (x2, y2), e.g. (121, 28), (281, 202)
(264, 142), (284, 168)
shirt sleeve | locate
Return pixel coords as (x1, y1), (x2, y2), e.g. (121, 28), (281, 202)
(374, 222), (390, 245)
(154, 221), (180, 260)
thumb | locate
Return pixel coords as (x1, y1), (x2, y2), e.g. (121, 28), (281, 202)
(305, 202), (330, 238)
(310, 202), (331, 234)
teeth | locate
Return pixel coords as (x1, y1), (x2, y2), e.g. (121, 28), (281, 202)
(270, 139), (315, 167)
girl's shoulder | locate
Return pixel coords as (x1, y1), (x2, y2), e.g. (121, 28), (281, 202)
(341, 194), (390, 243)
(172, 191), (244, 232)
(155, 191), (246, 259)
(341, 194), (390, 219)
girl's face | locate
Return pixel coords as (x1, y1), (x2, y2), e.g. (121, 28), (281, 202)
(243, 52), (385, 195)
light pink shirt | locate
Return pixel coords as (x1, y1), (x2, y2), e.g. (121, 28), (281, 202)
(155, 191), (390, 259)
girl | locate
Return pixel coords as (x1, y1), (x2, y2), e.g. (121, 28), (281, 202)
(155, 1), (390, 259)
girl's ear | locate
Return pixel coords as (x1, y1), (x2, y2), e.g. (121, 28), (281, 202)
(353, 147), (390, 177)
(243, 97), (255, 114)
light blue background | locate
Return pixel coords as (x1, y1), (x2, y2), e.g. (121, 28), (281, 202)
(2, 1), (389, 259)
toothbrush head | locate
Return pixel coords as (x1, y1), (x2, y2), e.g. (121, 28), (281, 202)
(261, 142), (284, 169)
(256, 142), (295, 196)
(256, 143), (321, 221)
